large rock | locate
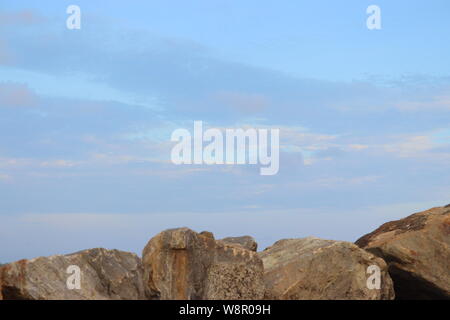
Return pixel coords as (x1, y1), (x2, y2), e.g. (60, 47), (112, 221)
(356, 205), (450, 299)
(142, 228), (265, 300)
(0, 248), (147, 300)
(259, 237), (395, 300)
(219, 236), (258, 251)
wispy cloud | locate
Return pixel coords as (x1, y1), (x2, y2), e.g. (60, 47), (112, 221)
(0, 10), (45, 26)
(0, 5), (449, 262)
(0, 82), (39, 107)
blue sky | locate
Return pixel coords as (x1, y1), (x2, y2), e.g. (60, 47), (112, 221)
(0, 1), (449, 262)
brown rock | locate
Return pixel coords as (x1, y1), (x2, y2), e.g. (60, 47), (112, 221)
(356, 206), (450, 299)
(259, 237), (394, 300)
(219, 236), (258, 251)
(0, 248), (147, 300)
(142, 227), (265, 300)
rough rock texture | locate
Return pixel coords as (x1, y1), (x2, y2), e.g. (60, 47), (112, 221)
(356, 206), (450, 299)
(142, 228), (265, 300)
(259, 237), (395, 300)
(0, 248), (146, 300)
(219, 236), (258, 251)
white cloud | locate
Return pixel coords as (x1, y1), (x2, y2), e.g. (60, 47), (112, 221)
(378, 130), (450, 161)
(394, 94), (450, 111)
(347, 144), (369, 150)
(213, 91), (269, 114)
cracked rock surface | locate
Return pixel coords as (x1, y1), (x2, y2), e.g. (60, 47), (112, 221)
(259, 237), (395, 300)
(142, 227), (265, 300)
(356, 206), (450, 299)
(0, 248), (146, 300)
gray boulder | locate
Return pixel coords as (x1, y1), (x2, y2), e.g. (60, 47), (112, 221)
(0, 248), (147, 300)
(259, 237), (395, 300)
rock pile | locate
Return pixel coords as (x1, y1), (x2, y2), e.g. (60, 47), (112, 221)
(141, 228), (265, 300)
(1, 205), (448, 300)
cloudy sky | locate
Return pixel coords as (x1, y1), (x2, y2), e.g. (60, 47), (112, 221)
(1, 0), (449, 262)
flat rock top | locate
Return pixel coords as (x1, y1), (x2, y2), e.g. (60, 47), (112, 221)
(219, 236), (258, 251)
(260, 236), (381, 271)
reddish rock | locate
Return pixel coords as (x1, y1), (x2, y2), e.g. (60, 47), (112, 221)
(356, 206), (450, 299)
(142, 228), (265, 300)
(219, 236), (258, 251)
